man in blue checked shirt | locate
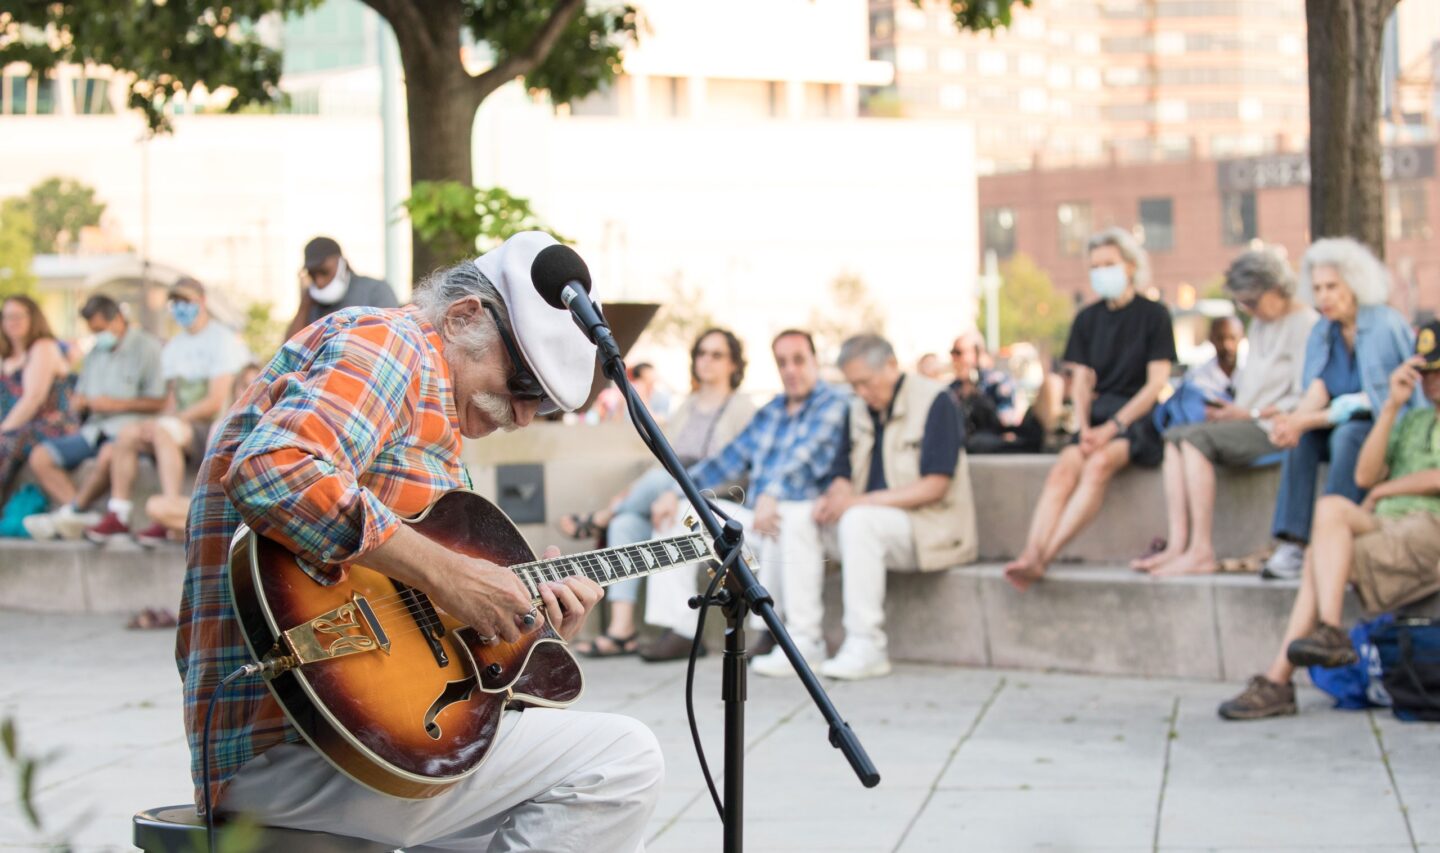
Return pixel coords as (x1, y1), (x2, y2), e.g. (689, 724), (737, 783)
(640, 329), (850, 661)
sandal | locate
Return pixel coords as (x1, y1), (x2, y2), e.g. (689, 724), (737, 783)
(1219, 545), (1274, 574)
(575, 633), (639, 658)
(126, 608), (179, 630)
(558, 513), (600, 540)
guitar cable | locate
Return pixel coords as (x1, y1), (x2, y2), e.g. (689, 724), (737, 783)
(202, 660), (277, 851)
(688, 544), (741, 823)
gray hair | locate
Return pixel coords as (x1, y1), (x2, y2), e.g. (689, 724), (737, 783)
(837, 334), (895, 370)
(1298, 237), (1391, 307)
(1224, 248), (1296, 301)
(1086, 226), (1150, 288)
(411, 260), (510, 357)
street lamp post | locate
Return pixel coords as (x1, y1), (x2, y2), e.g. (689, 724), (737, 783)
(979, 249), (1002, 354)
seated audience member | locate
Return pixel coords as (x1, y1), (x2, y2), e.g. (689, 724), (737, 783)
(141, 362), (262, 538)
(560, 329), (756, 656)
(641, 329), (849, 662)
(749, 334), (975, 681)
(1219, 330), (1440, 720)
(0, 296), (76, 498)
(1256, 237), (1423, 580)
(85, 279), (251, 545)
(1136, 251), (1318, 575)
(284, 236), (399, 340)
(1004, 228), (1176, 591)
(23, 296), (166, 539)
(916, 352), (944, 380)
(950, 329), (1044, 453)
(1188, 315), (1245, 403)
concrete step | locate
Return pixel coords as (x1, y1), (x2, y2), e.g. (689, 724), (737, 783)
(0, 539), (185, 614)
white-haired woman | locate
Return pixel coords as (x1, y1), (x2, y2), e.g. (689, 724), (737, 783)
(1005, 227), (1176, 591)
(1257, 237), (1424, 579)
(1135, 249), (1318, 576)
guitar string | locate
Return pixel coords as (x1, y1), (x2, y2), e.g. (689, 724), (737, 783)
(355, 537), (711, 624)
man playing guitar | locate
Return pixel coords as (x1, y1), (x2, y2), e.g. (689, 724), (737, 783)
(175, 233), (664, 850)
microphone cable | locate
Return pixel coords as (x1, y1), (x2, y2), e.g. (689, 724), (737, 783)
(688, 544), (741, 823)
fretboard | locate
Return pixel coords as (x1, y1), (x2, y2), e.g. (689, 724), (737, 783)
(510, 533), (713, 603)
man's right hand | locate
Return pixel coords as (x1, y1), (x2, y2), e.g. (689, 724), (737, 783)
(427, 557), (535, 643)
(1388, 357), (1422, 410)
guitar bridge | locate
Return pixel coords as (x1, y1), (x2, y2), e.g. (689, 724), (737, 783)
(283, 595), (391, 665)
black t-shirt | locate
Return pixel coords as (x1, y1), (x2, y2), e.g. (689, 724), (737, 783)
(828, 378), (965, 492)
(1063, 296), (1176, 402)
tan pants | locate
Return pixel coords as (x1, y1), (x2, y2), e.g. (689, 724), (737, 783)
(1351, 511), (1440, 617)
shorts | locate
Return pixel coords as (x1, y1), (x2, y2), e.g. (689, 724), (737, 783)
(1163, 420), (1278, 467)
(1351, 511), (1440, 617)
(1086, 393), (1165, 468)
(42, 433), (100, 469)
(155, 416), (211, 460)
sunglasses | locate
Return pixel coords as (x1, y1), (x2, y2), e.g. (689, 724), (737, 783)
(483, 304), (549, 405)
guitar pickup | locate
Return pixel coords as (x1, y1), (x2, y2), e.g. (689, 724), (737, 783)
(283, 595), (392, 665)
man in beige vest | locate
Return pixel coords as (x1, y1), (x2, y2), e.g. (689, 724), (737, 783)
(752, 334), (977, 681)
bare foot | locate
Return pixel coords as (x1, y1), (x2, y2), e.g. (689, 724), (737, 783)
(1132, 545), (1185, 573)
(1004, 553), (1047, 592)
(1150, 549), (1218, 577)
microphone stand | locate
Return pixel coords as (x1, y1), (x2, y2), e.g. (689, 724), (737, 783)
(577, 303), (880, 853)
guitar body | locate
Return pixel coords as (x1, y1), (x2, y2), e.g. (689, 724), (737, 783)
(228, 489), (584, 799)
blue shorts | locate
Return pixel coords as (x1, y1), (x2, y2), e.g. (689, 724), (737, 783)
(42, 433), (100, 469)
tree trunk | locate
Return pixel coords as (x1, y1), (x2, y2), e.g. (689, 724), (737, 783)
(388, 8), (483, 285)
(1306, 0), (1400, 259)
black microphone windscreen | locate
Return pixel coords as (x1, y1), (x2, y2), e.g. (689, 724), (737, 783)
(531, 244), (593, 310)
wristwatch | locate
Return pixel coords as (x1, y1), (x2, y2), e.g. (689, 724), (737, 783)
(1249, 407), (1261, 420)
(1109, 415), (1125, 431)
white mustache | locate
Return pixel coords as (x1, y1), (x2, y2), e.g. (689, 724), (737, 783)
(472, 391), (516, 431)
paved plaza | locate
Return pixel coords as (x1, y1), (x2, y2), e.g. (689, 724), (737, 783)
(1, 610), (1435, 852)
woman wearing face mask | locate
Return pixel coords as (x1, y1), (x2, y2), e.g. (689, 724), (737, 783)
(0, 296), (77, 500)
(1248, 237), (1424, 581)
(1004, 227), (1177, 591)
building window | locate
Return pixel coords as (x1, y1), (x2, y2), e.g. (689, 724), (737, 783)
(1387, 181), (1430, 241)
(982, 207), (1017, 260)
(35, 78), (56, 114)
(72, 78), (113, 114)
(1139, 198), (1174, 251)
(1057, 202), (1092, 256)
(7, 76), (28, 114)
(978, 50), (1007, 77)
(1221, 191), (1258, 245)
(897, 46), (928, 73)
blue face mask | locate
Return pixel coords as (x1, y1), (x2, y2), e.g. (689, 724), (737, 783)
(1089, 264), (1129, 300)
(92, 330), (118, 352)
(170, 300), (200, 330)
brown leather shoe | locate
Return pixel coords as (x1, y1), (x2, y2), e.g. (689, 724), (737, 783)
(639, 629), (706, 662)
(1286, 623), (1358, 668)
(1218, 675), (1297, 720)
(746, 629), (776, 659)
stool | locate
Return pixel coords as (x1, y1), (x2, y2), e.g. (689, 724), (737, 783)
(133, 804), (396, 852)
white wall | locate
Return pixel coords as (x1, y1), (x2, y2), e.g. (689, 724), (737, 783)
(474, 96), (979, 394)
(0, 113), (390, 317)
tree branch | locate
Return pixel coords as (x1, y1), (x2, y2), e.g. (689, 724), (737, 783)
(355, 0), (437, 55)
(471, 0), (586, 100)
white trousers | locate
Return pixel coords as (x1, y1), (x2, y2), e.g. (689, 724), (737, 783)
(788, 502), (915, 651)
(644, 499), (812, 638)
(222, 708), (663, 851)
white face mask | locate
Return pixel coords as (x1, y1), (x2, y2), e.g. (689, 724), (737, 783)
(1089, 264), (1129, 300)
(309, 258), (352, 305)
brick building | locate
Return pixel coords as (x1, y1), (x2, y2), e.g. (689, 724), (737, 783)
(978, 144), (1440, 322)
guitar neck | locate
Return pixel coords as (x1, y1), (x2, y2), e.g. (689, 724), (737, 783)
(510, 533), (713, 603)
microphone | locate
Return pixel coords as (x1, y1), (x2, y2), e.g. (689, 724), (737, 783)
(531, 245), (620, 362)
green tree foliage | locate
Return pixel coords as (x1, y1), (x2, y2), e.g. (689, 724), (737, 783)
(20, 177), (106, 254)
(930, 0), (1034, 32)
(979, 253), (1074, 358)
(402, 182), (569, 268)
(241, 301), (284, 365)
(0, 200), (39, 296)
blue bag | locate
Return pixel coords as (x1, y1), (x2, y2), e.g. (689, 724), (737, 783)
(1372, 617), (1440, 722)
(1152, 382), (1213, 432)
(1309, 615), (1394, 710)
(0, 483), (48, 538)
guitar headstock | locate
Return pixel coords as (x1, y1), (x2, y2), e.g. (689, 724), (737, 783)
(683, 513), (760, 580)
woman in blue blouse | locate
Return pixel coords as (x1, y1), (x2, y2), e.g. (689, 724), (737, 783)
(1261, 237), (1423, 579)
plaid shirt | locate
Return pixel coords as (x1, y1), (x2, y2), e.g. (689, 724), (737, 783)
(688, 381), (849, 505)
(175, 306), (468, 810)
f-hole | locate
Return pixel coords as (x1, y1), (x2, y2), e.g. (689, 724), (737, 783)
(423, 676), (477, 740)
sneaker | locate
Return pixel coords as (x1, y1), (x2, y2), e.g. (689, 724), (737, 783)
(84, 511), (132, 544)
(21, 512), (58, 540)
(135, 522), (173, 548)
(1286, 623), (1359, 668)
(1218, 675), (1297, 720)
(52, 508), (101, 541)
(1261, 542), (1305, 580)
(819, 640), (892, 681)
(751, 637), (826, 678)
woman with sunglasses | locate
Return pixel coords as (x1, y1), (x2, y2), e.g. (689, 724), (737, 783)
(564, 328), (755, 657)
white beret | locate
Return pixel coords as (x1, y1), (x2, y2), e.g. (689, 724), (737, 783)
(473, 232), (599, 414)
